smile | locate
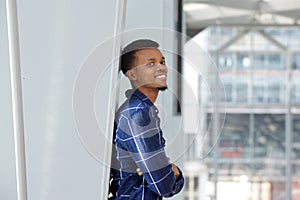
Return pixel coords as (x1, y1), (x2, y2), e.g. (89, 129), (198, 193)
(155, 74), (167, 79)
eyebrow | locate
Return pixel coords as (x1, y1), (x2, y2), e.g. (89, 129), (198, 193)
(147, 57), (165, 61)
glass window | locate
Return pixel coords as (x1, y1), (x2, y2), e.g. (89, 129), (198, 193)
(223, 83), (232, 102)
(266, 29), (281, 36)
(193, 177), (199, 190)
(292, 84), (300, 104)
(293, 115), (300, 160)
(253, 54), (265, 69)
(292, 115), (300, 198)
(253, 53), (285, 70)
(292, 54), (300, 70)
(185, 177), (189, 191)
(236, 83), (248, 102)
(218, 55), (233, 70)
(268, 84), (281, 103)
(253, 84), (265, 103)
(269, 54), (285, 70)
(218, 114), (250, 159)
(254, 114), (285, 159)
(237, 53), (251, 70)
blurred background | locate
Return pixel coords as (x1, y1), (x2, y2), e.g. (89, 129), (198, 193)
(183, 1), (300, 199)
(1, 0), (300, 199)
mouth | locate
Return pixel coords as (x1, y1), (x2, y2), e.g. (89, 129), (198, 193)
(155, 74), (167, 79)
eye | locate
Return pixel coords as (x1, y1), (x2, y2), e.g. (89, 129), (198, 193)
(147, 62), (156, 67)
(160, 61), (166, 65)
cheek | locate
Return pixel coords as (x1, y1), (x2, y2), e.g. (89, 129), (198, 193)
(139, 69), (153, 78)
(138, 72), (155, 84)
(135, 71), (148, 81)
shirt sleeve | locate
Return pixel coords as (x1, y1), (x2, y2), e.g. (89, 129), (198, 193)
(118, 107), (184, 197)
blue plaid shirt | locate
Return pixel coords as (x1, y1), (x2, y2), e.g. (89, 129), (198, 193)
(109, 89), (184, 199)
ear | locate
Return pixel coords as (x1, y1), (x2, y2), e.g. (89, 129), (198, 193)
(125, 69), (137, 81)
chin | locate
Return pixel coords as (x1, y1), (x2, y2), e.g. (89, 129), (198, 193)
(157, 86), (168, 91)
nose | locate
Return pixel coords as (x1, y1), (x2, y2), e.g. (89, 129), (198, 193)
(157, 63), (168, 72)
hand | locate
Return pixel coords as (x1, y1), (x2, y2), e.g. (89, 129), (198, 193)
(168, 157), (180, 180)
(171, 163), (180, 180)
(136, 167), (143, 176)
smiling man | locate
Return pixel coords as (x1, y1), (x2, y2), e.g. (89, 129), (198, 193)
(109, 39), (184, 199)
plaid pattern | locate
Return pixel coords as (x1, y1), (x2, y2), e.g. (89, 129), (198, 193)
(109, 89), (184, 199)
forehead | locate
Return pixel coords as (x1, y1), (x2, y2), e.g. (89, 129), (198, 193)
(134, 48), (164, 61)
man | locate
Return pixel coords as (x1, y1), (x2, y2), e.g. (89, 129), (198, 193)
(109, 39), (184, 199)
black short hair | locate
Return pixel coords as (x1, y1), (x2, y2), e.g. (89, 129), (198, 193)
(120, 39), (159, 74)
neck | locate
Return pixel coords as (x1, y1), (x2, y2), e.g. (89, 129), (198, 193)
(136, 87), (159, 103)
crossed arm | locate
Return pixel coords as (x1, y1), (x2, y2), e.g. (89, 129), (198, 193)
(116, 108), (184, 197)
(136, 159), (181, 180)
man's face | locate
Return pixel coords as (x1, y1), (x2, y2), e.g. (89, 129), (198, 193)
(127, 48), (168, 90)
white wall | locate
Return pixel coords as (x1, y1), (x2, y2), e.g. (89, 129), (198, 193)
(0, 0), (18, 199)
(2, 0), (118, 199)
(1, 0), (184, 199)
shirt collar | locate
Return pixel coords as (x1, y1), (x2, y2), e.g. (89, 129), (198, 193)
(125, 89), (154, 106)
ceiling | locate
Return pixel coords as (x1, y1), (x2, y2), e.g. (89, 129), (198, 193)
(184, 0), (300, 35)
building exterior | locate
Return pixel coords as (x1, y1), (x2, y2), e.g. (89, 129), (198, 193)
(183, 27), (300, 200)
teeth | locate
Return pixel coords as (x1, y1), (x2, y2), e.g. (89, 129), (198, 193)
(156, 75), (166, 79)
